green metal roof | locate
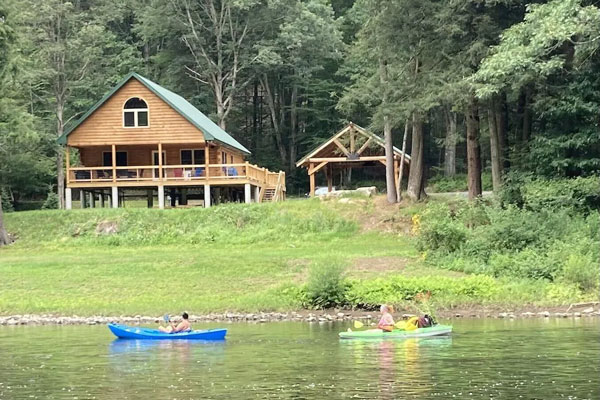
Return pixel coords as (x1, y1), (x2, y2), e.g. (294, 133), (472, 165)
(57, 72), (250, 154)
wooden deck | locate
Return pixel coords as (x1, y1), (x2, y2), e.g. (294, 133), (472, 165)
(66, 162), (286, 206)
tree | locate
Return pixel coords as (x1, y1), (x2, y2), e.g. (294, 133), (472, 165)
(475, 0), (600, 177)
(20, 0), (129, 208)
(254, 0), (342, 171)
(152, 0), (261, 130)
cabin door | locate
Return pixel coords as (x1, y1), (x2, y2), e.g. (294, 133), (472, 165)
(152, 150), (166, 179)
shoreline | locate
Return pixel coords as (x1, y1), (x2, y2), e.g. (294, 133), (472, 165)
(1, 304), (598, 326)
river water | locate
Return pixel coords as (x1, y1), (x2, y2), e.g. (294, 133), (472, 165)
(0, 318), (598, 399)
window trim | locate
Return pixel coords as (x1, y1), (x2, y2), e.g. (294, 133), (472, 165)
(122, 97), (150, 128)
(180, 148), (206, 165)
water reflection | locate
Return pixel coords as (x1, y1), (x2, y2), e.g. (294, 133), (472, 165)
(340, 336), (452, 398)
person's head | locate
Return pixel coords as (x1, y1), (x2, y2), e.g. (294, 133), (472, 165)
(380, 304), (394, 314)
(182, 312), (189, 320)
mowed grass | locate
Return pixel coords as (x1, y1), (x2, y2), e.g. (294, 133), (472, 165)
(0, 199), (423, 315)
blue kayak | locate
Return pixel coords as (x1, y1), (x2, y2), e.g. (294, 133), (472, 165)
(108, 323), (227, 340)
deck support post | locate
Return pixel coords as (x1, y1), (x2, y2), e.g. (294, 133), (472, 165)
(99, 191), (105, 208)
(158, 186), (165, 209)
(89, 192), (95, 208)
(65, 188), (72, 210)
(254, 185), (260, 203)
(147, 189), (153, 208)
(244, 183), (251, 204)
(111, 186), (118, 208)
(80, 190), (86, 209)
(181, 188), (187, 206)
(204, 184), (211, 208)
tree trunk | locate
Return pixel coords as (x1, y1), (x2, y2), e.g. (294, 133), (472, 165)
(466, 98), (482, 200)
(0, 196), (11, 246)
(407, 112), (425, 201)
(289, 85), (298, 172)
(56, 109), (65, 209)
(379, 57), (397, 203)
(488, 104), (502, 192)
(443, 107), (457, 177)
(496, 92), (509, 171)
(396, 120), (410, 201)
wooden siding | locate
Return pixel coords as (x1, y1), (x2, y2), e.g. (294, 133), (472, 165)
(67, 79), (206, 146)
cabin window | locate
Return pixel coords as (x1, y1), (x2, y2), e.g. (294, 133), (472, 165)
(181, 149), (205, 165)
(221, 151), (227, 164)
(123, 97), (149, 127)
(102, 151), (128, 166)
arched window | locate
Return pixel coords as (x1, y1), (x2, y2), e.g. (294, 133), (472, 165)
(123, 97), (149, 127)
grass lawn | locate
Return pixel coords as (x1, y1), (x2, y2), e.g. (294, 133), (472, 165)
(1, 198), (431, 315)
(1, 197), (588, 316)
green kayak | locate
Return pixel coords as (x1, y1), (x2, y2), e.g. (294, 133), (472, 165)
(339, 324), (452, 339)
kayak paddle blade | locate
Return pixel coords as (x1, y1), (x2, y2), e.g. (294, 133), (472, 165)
(353, 321), (364, 329)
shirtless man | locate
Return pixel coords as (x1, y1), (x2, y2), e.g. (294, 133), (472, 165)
(158, 312), (191, 333)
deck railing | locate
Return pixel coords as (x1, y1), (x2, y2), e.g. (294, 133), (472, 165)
(67, 162), (284, 188)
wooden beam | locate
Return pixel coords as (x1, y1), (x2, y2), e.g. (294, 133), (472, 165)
(205, 144), (210, 178)
(309, 163), (316, 197)
(158, 142), (163, 180)
(350, 129), (356, 153)
(296, 125), (353, 167)
(327, 164), (333, 193)
(357, 137), (373, 155)
(308, 161), (328, 175)
(378, 159), (387, 166)
(308, 156), (387, 163)
(333, 138), (350, 157)
(111, 144), (116, 183)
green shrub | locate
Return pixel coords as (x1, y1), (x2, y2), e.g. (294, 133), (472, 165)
(305, 262), (348, 309)
(416, 204), (468, 254)
(42, 191), (59, 210)
(346, 275), (499, 309)
(561, 253), (600, 292)
(1, 188), (14, 212)
(427, 172), (492, 193)
(501, 176), (600, 213)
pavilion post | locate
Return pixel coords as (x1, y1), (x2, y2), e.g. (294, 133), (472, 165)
(327, 164), (333, 193)
(309, 162), (316, 197)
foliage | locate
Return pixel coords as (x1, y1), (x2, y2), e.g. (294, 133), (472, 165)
(305, 262), (348, 309)
(428, 173), (493, 193)
(1, 189), (14, 213)
(346, 275), (499, 309)
(415, 182), (599, 294)
(41, 190), (59, 210)
(499, 174), (600, 212)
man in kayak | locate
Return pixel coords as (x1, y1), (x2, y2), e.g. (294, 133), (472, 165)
(158, 312), (191, 333)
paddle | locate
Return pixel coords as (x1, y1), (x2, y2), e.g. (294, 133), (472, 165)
(351, 320), (407, 331)
(163, 314), (170, 323)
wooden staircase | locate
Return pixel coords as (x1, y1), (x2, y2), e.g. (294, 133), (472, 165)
(260, 171), (285, 203)
(262, 187), (277, 202)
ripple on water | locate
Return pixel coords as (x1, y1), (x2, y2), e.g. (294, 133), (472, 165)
(0, 318), (598, 399)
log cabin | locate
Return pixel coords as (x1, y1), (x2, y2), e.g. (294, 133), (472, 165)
(58, 72), (285, 209)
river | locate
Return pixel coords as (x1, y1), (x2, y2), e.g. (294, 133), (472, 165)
(0, 318), (598, 399)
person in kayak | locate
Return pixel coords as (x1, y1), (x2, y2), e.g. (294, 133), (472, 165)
(377, 304), (395, 332)
(158, 312), (191, 333)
